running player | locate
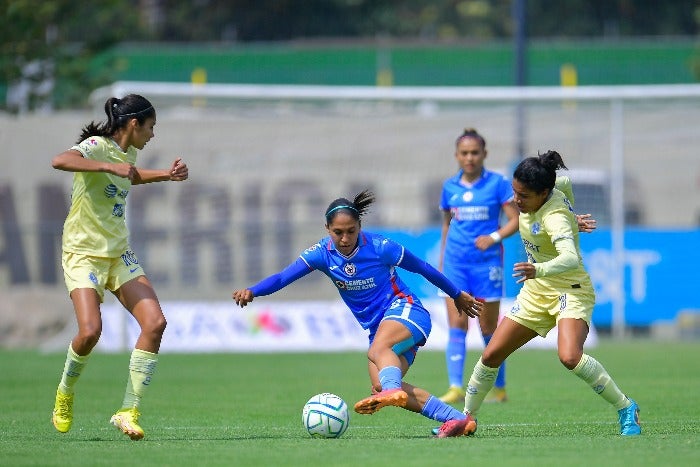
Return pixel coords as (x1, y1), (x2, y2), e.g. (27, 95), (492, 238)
(232, 190), (482, 432)
(437, 150), (640, 438)
(50, 94), (188, 440)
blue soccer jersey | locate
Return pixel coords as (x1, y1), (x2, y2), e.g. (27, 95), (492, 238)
(249, 231), (461, 333)
(440, 168), (513, 263)
(301, 232), (423, 330)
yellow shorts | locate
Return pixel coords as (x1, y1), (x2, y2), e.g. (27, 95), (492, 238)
(62, 249), (144, 302)
(506, 286), (595, 337)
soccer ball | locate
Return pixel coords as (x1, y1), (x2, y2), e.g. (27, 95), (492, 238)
(302, 392), (349, 438)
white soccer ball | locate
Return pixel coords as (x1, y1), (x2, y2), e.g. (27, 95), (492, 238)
(302, 392), (349, 438)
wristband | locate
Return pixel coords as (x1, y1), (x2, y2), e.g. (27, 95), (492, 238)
(489, 231), (502, 243)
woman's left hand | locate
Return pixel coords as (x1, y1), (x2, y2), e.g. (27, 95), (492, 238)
(169, 157), (188, 181)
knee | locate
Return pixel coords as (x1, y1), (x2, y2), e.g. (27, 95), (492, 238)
(558, 351), (583, 370)
(144, 314), (167, 337)
(480, 347), (501, 368)
(76, 322), (102, 349)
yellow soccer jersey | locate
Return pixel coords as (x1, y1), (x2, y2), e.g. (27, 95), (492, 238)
(62, 136), (137, 257)
(518, 188), (590, 294)
(555, 176), (574, 207)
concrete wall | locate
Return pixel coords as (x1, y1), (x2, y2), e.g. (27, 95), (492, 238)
(1, 101), (698, 347)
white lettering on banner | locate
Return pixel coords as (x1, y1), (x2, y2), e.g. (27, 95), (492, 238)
(586, 249), (661, 304)
(96, 299), (595, 353)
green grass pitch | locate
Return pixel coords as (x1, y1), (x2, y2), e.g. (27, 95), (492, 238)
(1, 340), (698, 466)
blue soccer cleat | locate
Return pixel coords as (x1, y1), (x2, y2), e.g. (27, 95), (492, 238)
(618, 398), (641, 436)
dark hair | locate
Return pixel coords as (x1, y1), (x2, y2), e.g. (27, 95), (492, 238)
(325, 189), (375, 224)
(76, 94), (155, 144)
(455, 127), (486, 149)
(513, 150), (568, 193)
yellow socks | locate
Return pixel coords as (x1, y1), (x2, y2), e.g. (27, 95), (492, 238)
(120, 349), (158, 409)
(58, 344), (90, 395)
(463, 357), (499, 416)
(571, 353), (628, 410)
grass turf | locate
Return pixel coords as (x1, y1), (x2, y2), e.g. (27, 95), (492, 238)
(1, 340), (698, 466)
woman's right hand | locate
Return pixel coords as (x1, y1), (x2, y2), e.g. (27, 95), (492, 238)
(232, 289), (254, 307)
(110, 162), (138, 180)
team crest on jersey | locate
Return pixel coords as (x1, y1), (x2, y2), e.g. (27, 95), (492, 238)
(531, 222), (541, 234)
(343, 263), (357, 276)
(462, 191), (474, 202)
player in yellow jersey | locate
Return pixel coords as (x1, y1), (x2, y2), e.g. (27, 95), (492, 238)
(50, 94), (188, 440)
(437, 150), (641, 438)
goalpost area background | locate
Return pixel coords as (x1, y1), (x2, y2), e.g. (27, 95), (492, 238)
(2, 85), (699, 351)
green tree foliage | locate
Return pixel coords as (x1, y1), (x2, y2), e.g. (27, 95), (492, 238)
(154, 0), (698, 42)
(1, 0), (146, 111)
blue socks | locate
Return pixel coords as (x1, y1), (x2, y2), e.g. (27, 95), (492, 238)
(446, 328), (467, 387)
(421, 395), (466, 422)
(378, 366), (402, 391)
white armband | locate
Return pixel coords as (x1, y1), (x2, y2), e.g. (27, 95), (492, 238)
(489, 231), (502, 243)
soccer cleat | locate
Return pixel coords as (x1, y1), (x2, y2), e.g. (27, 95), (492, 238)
(483, 386), (508, 403)
(618, 398), (641, 436)
(110, 408), (145, 440)
(52, 389), (74, 433)
(435, 413), (478, 438)
(438, 386), (466, 404)
(353, 388), (408, 414)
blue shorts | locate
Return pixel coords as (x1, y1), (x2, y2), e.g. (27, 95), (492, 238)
(368, 296), (432, 366)
(442, 256), (503, 302)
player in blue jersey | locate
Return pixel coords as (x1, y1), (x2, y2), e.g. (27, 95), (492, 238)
(50, 94), (188, 440)
(232, 190), (482, 434)
(437, 128), (520, 405)
(437, 151), (640, 438)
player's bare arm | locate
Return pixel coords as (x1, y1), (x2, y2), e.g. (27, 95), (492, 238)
(133, 158), (188, 184)
(51, 150), (137, 179)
